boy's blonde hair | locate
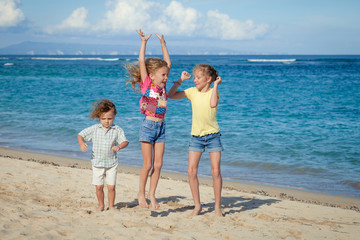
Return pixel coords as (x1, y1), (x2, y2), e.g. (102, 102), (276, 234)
(89, 99), (117, 119)
(125, 57), (169, 92)
(193, 63), (218, 83)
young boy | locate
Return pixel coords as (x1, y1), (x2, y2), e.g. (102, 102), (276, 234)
(77, 99), (129, 211)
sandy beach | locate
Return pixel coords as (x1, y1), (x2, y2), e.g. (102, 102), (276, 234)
(0, 147), (359, 239)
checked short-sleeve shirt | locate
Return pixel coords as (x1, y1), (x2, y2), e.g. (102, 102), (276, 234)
(79, 124), (127, 168)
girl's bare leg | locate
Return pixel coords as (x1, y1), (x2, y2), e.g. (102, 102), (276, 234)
(107, 185), (116, 210)
(138, 142), (153, 208)
(188, 151), (202, 216)
(209, 151), (223, 217)
(95, 185), (105, 211)
(147, 142), (164, 210)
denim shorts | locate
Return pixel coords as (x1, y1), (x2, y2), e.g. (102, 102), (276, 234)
(188, 132), (223, 152)
(139, 118), (166, 143)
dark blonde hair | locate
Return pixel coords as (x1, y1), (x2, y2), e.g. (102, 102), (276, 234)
(193, 63), (218, 83)
(89, 99), (117, 119)
(125, 57), (169, 92)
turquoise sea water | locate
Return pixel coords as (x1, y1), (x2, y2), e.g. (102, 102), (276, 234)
(1, 55), (359, 197)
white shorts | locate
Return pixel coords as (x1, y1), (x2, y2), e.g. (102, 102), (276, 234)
(92, 164), (118, 186)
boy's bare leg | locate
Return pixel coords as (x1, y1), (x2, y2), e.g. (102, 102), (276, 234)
(148, 142), (164, 210)
(95, 185), (105, 211)
(210, 152), (223, 217)
(138, 142), (152, 208)
(188, 151), (202, 216)
(107, 185), (116, 210)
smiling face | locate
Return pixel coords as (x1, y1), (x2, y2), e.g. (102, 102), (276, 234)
(99, 109), (115, 130)
(193, 69), (212, 92)
(149, 66), (169, 89)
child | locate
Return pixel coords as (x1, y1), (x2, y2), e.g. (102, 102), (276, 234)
(168, 64), (223, 217)
(77, 99), (129, 211)
(125, 29), (171, 209)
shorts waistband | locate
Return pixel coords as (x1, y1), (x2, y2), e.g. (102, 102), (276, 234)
(191, 131), (220, 137)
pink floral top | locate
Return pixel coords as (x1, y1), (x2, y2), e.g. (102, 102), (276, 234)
(139, 75), (167, 118)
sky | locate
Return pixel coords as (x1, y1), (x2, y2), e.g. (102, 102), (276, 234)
(1, 0), (360, 54)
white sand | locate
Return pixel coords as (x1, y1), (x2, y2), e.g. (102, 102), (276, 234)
(0, 148), (359, 239)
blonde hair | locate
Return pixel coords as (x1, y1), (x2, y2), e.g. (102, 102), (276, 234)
(89, 99), (116, 119)
(193, 63), (218, 83)
(125, 57), (169, 92)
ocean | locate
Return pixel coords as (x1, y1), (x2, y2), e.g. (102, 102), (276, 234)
(1, 55), (359, 198)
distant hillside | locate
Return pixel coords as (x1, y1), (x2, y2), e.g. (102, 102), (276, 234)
(0, 41), (238, 55)
(0, 41), (139, 55)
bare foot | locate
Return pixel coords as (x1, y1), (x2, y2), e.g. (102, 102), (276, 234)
(148, 195), (160, 210)
(108, 206), (117, 211)
(96, 205), (105, 212)
(214, 207), (224, 217)
(137, 193), (149, 208)
(190, 205), (202, 216)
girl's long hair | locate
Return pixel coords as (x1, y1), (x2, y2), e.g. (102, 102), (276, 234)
(125, 57), (168, 92)
(193, 63), (218, 83)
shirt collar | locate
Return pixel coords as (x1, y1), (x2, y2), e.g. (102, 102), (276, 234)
(97, 124), (115, 130)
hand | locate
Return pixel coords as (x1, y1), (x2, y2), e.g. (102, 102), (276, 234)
(214, 76), (222, 86)
(79, 143), (88, 152)
(137, 29), (152, 41)
(181, 71), (191, 81)
(112, 146), (121, 152)
(155, 33), (166, 44)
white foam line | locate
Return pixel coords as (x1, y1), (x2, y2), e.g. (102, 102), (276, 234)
(248, 59), (296, 62)
(31, 57), (119, 61)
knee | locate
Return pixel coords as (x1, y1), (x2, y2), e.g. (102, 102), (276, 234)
(96, 185), (104, 191)
(142, 163), (152, 172)
(153, 161), (163, 171)
(211, 168), (221, 178)
(188, 167), (198, 178)
(107, 185), (115, 192)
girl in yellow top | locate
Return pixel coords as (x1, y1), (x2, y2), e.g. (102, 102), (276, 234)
(168, 64), (223, 217)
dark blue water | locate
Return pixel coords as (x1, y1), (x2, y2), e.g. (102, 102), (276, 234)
(1, 55), (359, 197)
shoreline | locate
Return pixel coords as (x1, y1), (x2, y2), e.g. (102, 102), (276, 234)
(1, 147), (359, 212)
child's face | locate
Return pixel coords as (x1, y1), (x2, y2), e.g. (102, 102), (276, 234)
(99, 110), (115, 130)
(193, 69), (212, 92)
(150, 66), (169, 89)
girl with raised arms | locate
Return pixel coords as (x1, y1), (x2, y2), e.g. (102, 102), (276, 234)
(168, 64), (223, 217)
(125, 29), (171, 209)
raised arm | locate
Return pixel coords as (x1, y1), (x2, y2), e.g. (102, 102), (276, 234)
(156, 33), (171, 70)
(210, 76), (222, 108)
(168, 71), (191, 99)
(137, 29), (152, 83)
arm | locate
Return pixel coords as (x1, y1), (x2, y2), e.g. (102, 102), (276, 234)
(210, 76), (222, 108)
(156, 33), (171, 70)
(77, 135), (88, 152)
(112, 141), (129, 152)
(137, 29), (152, 83)
(167, 71), (191, 99)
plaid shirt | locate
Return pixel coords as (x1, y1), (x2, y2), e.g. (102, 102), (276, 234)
(79, 124), (127, 168)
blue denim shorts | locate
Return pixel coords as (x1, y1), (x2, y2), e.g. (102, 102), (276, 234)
(189, 132), (223, 152)
(139, 118), (166, 143)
